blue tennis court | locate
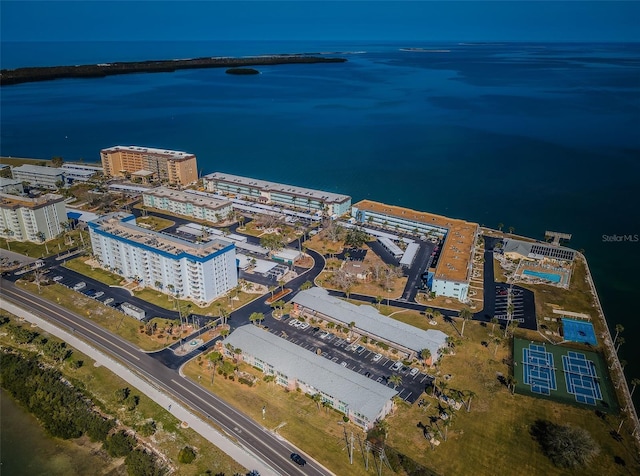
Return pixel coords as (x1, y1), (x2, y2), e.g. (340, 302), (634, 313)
(562, 351), (602, 405)
(562, 318), (597, 346)
(522, 344), (557, 395)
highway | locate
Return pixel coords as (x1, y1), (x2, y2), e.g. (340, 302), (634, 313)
(0, 279), (333, 476)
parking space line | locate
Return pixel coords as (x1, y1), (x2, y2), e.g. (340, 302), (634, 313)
(404, 391), (413, 401)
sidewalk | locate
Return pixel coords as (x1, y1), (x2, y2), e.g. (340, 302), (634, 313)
(0, 299), (280, 476)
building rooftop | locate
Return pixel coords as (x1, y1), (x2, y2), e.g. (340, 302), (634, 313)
(205, 172), (351, 204)
(101, 145), (196, 161)
(89, 212), (233, 258)
(12, 164), (65, 176)
(503, 238), (576, 261)
(292, 288), (448, 359)
(354, 200), (478, 283)
(0, 192), (65, 209)
(226, 325), (397, 423)
(145, 187), (231, 210)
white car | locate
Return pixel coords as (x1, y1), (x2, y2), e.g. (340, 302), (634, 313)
(94, 291), (104, 298)
(103, 298), (114, 305)
(73, 282), (86, 291)
(341, 361), (348, 367)
(410, 367), (420, 377)
(372, 353), (383, 362)
(53, 276), (64, 282)
(299, 322), (309, 330)
(288, 319), (298, 327)
(390, 361), (402, 371)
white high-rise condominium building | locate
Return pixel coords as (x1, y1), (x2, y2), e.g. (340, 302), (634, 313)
(89, 213), (237, 304)
(0, 193), (66, 242)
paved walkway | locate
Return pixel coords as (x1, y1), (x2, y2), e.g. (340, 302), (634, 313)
(1, 299), (279, 476)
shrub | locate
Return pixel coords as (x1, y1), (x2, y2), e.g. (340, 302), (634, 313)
(178, 446), (197, 464)
(105, 430), (136, 457)
(137, 420), (156, 437)
(342, 415), (349, 422)
(530, 419), (600, 468)
(239, 377), (254, 387)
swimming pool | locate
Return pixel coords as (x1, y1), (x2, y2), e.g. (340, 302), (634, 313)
(523, 269), (561, 283)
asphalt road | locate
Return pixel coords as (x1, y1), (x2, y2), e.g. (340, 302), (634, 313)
(1, 279), (333, 476)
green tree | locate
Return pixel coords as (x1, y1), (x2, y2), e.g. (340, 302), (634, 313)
(208, 351), (223, 383)
(530, 419), (600, 468)
(420, 348), (432, 367)
(105, 430), (136, 457)
(375, 419), (390, 441)
(459, 308), (473, 337)
(311, 392), (322, 411)
(300, 280), (313, 291)
(125, 448), (163, 476)
(42, 340), (71, 362)
(115, 387), (131, 402)
(249, 312), (264, 326)
(178, 446), (197, 464)
(389, 374), (402, 389)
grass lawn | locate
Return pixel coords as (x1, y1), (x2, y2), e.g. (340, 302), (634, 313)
(493, 257), (508, 283)
(0, 230), (90, 259)
(184, 308), (638, 476)
(19, 281), (166, 351)
(64, 257), (123, 286)
(383, 320), (638, 476)
(132, 287), (260, 316)
(183, 357), (373, 476)
(0, 311), (246, 476)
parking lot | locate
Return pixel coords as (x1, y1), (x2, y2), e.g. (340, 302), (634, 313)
(266, 315), (434, 404)
(52, 272), (125, 309)
(494, 284), (525, 324)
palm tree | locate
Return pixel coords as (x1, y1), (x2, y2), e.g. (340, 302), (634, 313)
(493, 336), (502, 357)
(375, 419), (390, 441)
(630, 378), (640, 397)
(425, 307), (434, 319)
(442, 417), (452, 442)
(420, 348), (432, 367)
(613, 324), (624, 344)
(490, 317), (499, 335)
(508, 226), (515, 234)
(433, 310), (443, 321)
(312, 392), (322, 411)
(278, 279), (286, 293)
(389, 374), (402, 389)
(207, 351), (222, 383)
(459, 308), (473, 337)
(464, 390), (476, 412)
(615, 336), (625, 353)
(497, 223), (504, 232)
(376, 295), (383, 309)
(249, 312), (264, 326)
(321, 400), (331, 414)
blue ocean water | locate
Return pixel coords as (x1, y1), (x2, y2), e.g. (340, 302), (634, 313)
(1, 40), (639, 400)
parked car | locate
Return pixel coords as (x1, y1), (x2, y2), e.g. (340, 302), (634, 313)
(94, 291), (104, 298)
(290, 453), (306, 466)
(103, 298), (114, 305)
(84, 289), (97, 297)
(390, 361), (402, 371)
(299, 322), (310, 330)
(73, 282), (86, 291)
(53, 276), (63, 282)
(288, 319), (298, 327)
(410, 367), (420, 376)
(356, 346), (366, 354)
(341, 361), (348, 367)
(372, 353), (383, 362)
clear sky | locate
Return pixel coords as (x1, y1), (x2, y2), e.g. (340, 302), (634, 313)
(1, 0), (639, 42)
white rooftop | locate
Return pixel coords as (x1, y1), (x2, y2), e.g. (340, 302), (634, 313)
(226, 325), (397, 423)
(205, 172), (351, 204)
(293, 287), (448, 359)
(12, 164), (65, 176)
(147, 187), (231, 210)
(102, 145), (195, 159)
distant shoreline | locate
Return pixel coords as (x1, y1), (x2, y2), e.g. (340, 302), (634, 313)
(0, 55), (347, 86)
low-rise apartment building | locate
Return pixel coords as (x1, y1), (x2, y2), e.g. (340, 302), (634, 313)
(88, 212), (237, 304)
(12, 164), (65, 190)
(203, 172), (352, 216)
(292, 287), (448, 362)
(142, 187), (233, 223)
(351, 200), (479, 301)
(224, 325), (397, 430)
(0, 193), (66, 241)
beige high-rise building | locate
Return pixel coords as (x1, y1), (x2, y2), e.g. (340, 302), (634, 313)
(100, 146), (198, 186)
